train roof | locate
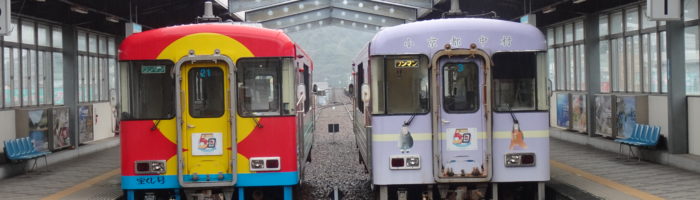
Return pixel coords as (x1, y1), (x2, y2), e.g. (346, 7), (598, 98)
(119, 23), (296, 60)
(369, 18), (546, 56)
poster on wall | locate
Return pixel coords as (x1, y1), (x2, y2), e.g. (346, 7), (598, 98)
(191, 133), (223, 156)
(556, 93), (570, 128)
(78, 105), (94, 144)
(594, 95), (613, 137)
(615, 96), (637, 139)
(50, 107), (71, 150)
(28, 110), (49, 152)
(571, 94), (587, 133)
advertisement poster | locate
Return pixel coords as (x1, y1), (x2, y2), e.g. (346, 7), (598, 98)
(192, 133), (223, 156)
(594, 95), (613, 137)
(556, 93), (570, 128)
(616, 96), (637, 138)
(571, 94), (587, 132)
(78, 105), (94, 143)
(51, 107), (71, 150)
(445, 128), (478, 151)
(28, 110), (49, 152)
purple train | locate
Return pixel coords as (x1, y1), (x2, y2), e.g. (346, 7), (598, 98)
(351, 18), (550, 199)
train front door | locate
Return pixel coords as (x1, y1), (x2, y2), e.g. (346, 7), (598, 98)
(434, 56), (491, 181)
(177, 59), (237, 187)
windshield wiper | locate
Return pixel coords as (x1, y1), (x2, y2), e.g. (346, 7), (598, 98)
(252, 117), (264, 128)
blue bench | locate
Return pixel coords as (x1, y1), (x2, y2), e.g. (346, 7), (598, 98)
(614, 123), (661, 161)
(3, 137), (51, 172)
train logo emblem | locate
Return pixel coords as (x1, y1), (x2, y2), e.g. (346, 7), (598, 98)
(192, 133), (223, 156)
(447, 128), (477, 151)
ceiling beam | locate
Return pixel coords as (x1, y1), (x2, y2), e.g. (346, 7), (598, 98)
(330, 7), (406, 27)
(260, 8), (332, 29)
(281, 18), (382, 33)
(246, 0), (330, 22)
(229, 0), (293, 13)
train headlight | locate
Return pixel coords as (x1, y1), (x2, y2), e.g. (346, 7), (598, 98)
(251, 160), (265, 169)
(505, 153), (535, 167)
(390, 155), (420, 170)
(134, 160), (166, 174)
(406, 157), (420, 167)
(250, 157), (281, 171)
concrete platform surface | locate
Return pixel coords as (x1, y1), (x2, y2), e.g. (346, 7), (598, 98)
(0, 143), (121, 200)
(549, 131), (700, 200)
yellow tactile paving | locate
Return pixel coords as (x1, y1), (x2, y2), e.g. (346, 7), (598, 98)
(551, 160), (664, 200)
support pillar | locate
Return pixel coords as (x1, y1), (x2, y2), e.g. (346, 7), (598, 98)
(584, 14), (601, 137)
(666, 21), (689, 154)
(61, 25), (78, 148)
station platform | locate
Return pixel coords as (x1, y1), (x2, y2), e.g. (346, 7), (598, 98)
(1, 130), (700, 199)
(0, 137), (121, 200)
(549, 128), (700, 200)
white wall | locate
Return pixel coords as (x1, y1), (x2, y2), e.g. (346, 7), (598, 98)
(647, 95), (668, 137)
(92, 102), (116, 141)
(0, 110), (16, 153)
(688, 97), (700, 156)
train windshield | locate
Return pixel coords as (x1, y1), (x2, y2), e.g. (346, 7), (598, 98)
(237, 57), (295, 117)
(371, 55), (430, 115)
(492, 52), (545, 111)
(120, 61), (175, 120)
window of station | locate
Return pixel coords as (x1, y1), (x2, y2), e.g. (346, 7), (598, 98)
(546, 19), (585, 92)
(371, 55), (429, 115)
(1, 18), (63, 108)
(685, 0), (700, 95)
(77, 29), (117, 103)
(493, 52), (541, 111)
(237, 57), (295, 117)
(598, 4), (668, 93)
(120, 61), (175, 120)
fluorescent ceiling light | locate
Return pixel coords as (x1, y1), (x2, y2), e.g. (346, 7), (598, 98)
(105, 16), (119, 23)
(71, 6), (89, 14)
(572, 0), (586, 4)
(543, 6), (556, 14)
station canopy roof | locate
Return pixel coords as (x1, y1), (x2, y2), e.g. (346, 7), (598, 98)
(9, 0), (639, 35)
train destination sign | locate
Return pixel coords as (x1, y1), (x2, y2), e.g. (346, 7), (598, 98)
(141, 65), (166, 74)
(394, 59), (418, 68)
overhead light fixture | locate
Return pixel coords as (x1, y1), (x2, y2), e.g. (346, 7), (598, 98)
(70, 6), (89, 14)
(105, 16), (119, 23)
(33, 0), (46, 2)
(543, 6), (556, 14)
(572, 0), (586, 4)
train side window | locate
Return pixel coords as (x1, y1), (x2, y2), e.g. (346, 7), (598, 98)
(188, 67), (224, 118)
(443, 62), (479, 113)
(120, 61), (175, 120)
(356, 63), (364, 113)
(303, 64), (310, 113)
(281, 58), (295, 115)
(370, 57), (385, 114)
(492, 52), (538, 111)
(237, 57), (294, 117)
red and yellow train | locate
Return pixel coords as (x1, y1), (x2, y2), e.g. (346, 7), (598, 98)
(119, 23), (315, 200)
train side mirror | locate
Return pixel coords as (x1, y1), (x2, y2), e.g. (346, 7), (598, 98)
(361, 84), (370, 103)
(312, 84), (318, 93)
(297, 84), (306, 104)
(348, 84), (354, 94)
